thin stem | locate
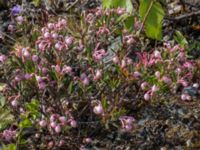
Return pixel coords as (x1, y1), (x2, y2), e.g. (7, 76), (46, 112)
(138, 0), (154, 36)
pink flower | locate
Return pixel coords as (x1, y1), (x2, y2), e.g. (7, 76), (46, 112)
(44, 32), (51, 38)
(93, 103), (104, 115)
(11, 100), (18, 107)
(93, 49), (107, 61)
(141, 82), (148, 90)
(70, 120), (77, 128)
(162, 76), (172, 84)
(181, 94), (188, 101)
(55, 125), (61, 133)
(48, 141), (54, 149)
(86, 13), (94, 23)
(65, 36), (74, 46)
(38, 42), (46, 51)
(121, 59), (126, 68)
(183, 61), (193, 69)
(155, 71), (160, 79)
(82, 77), (90, 86)
(55, 42), (63, 51)
(50, 114), (57, 122)
(151, 85), (159, 92)
(32, 55), (39, 62)
(133, 71), (141, 78)
(39, 120), (47, 127)
(59, 140), (65, 147)
(50, 122), (57, 128)
(47, 23), (54, 29)
(96, 27), (110, 36)
(52, 33), (58, 39)
(154, 50), (161, 58)
(94, 69), (102, 81)
(116, 8), (125, 15)
(16, 16), (23, 24)
(144, 92), (150, 101)
(178, 79), (188, 87)
(193, 83), (199, 88)
(119, 116), (135, 132)
(1, 129), (16, 141)
(8, 24), (15, 32)
(59, 116), (67, 124)
(84, 138), (92, 143)
(0, 55), (7, 63)
(62, 65), (72, 74)
(22, 48), (30, 58)
(112, 56), (119, 64)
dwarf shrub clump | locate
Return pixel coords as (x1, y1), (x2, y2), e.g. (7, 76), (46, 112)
(0, 7), (198, 149)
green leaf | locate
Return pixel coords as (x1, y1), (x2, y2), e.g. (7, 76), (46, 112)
(2, 144), (16, 150)
(19, 118), (32, 128)
(0, 83), (6, 91)
(32, 0), (41, 7)
(174, 30), (188, 47)
(25, 99), (39, 116)
(0, 93), (5, 107)
(102, 0), (133, 13)
(139, 0), (165, 40)
(0, 108), (14, 130)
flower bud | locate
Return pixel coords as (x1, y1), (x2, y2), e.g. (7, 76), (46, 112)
(133, 71), (141, 78)
(16, 16), (23, 24)
(48, 141), (54, 149)
(8, 24), (15, 32)
(39, 120), (47, 127)
(52, 33), (58, 39)
(155, 71), (160, 79)
(59, 116), (67, 124)
(65, 37), (73, 46)
(50, 114), (57, 122)
(55, 42), (62, 51)
(70, 120), (77, 128)
(151, 85), (159, 92)
(186, 95), (191, 101)
(82, 77), (90, 86)
(193, 83), (199, 88)
(84, 138), (92, 144)
(55, 125), (61, 133)
(44, 32), (50, 38)
(94, 69), (102, 80)
(47, 23), (54, 29)
(11, 100), (18, 107)
(162, 76), (172, 84)
(116, 8), (125, 15)
(144, 93), (150, 101)
(154, 50), (161, 58)
(121, 59), (126, 68)
(176, 68), (181, 74)
(38, 43), (45, 51)
(0, 55), (7, 63)
(181, 94), (187, 101)
(22, 49), (30, 58)
(124, 124), (133, 131)
(126, 38), (134, 45)
(112, 56), (119, 64)
(62, 65), (72, 74)
(50, 122), (57, 128)
(141, 82), (148, 90)
(32, 55), (39, 62)
(35, 133), (40, 138)
(59, 140), (65, 147)
(93, 104), (103, 115)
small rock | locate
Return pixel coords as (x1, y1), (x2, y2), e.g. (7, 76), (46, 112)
(183, 86), (198, 97)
